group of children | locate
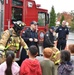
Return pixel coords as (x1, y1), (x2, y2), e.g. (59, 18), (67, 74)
(0, 44), (74, 75)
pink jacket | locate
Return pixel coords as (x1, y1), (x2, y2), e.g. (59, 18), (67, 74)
(0, 61), (20, 75)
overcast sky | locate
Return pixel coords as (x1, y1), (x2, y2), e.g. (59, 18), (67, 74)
(35, 0), (74, 13)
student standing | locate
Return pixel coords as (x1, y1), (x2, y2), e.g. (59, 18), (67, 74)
(20, 45), (42, 75)
(0, 51), (20, 75)
(58, 50), (73, 75)
(40, 48), (55, 75)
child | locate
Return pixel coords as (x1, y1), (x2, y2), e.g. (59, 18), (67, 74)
(0, 51), (20, 75)
(36, 47), (60, 65)
(20, 45), (42, 75)
(58, 50), (73, 75)
(40, 48), (55, 75)
(68, 44), (74, 75)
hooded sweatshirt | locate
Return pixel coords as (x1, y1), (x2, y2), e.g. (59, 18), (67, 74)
(58, 63), (73, 75)
(20, 58), (42, 75)
(0, 61), (20, 75)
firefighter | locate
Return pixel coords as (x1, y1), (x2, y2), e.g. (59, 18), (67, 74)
(0, 21), (28, 64)
(50, 47), (60, 65)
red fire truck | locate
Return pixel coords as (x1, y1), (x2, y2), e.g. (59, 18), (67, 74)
(0, 0), (49, 62)
(4, 0), (49, 42)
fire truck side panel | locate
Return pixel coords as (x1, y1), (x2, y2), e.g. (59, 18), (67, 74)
(23, 0), (38, 26)
(4, 0), (12, 30)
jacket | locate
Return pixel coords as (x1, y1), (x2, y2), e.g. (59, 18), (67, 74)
(56, 25), (69, 39)
(40, 59), (55, 75)
(22, 28), (38, 47)
(0, 28), (28, 51)
(58, 63), (73, 75)
(20, 58), (42, 75)
(43, 30), (54, 48)
(0, 61), (20, 75)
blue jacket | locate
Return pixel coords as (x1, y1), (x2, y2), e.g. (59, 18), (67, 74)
(56, 26), (69, 39)
(22, 28), (38, 47)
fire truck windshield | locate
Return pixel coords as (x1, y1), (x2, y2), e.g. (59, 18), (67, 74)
(38, 12), (49, 26)
(12, 0), (23, 6)
(38, 13), (45, 26)
(12, 7), (23, 22)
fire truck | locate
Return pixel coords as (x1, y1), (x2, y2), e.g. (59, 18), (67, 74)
(2, 0), (49, 42)
(0, 0), (49, 61)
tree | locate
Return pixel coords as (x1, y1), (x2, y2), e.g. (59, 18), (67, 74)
(49, 6), (56, 27)
(60, 15), (65, 25)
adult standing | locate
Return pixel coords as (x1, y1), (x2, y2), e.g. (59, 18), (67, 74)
(55, 20), (69, 50)
(0, 21), (28, 65)
(22, 21), (39, 54)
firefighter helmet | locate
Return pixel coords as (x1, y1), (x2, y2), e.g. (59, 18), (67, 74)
(13, 21), (25, 30)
